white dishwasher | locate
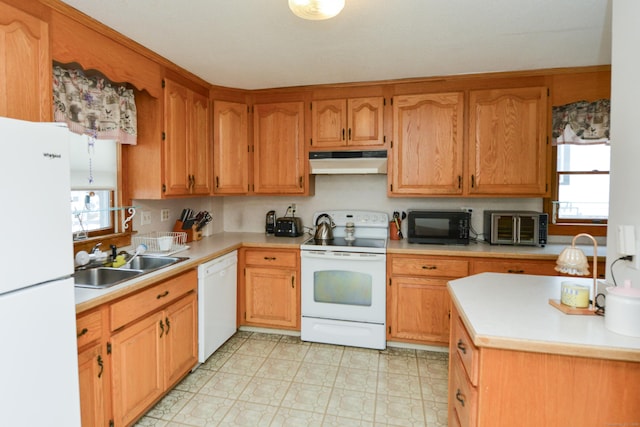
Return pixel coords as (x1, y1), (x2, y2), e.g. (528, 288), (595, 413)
(198, 250), (237, 363)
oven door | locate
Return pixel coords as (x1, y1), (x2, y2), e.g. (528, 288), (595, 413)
(301, 250), (386, 324)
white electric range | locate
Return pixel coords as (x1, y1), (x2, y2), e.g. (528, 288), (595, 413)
(300, 210), (389, 349)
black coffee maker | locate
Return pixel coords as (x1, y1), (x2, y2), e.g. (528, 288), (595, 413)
(265, 210), (276, 234)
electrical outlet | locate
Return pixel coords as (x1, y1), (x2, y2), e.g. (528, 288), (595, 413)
(461, 207), (473, 213)
(291, 203), (296, 212)
(160, 209), (170, 222)
(141, 210), (152, 225)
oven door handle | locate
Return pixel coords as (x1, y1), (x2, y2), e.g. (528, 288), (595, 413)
(301, 251), (386, 261)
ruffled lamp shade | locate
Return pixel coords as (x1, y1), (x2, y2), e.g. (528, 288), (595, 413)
(555, 246), (590, 276)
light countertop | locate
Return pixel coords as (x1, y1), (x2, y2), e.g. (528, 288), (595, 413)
(387, 239), (604, 260)
(74, 232), (308, 313)
(448, 272), (640, 362)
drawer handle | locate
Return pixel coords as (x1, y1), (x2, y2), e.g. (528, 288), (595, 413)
(97, 355), (104, 379)
(455, 389), (466, 407)
(77, 328), (88, 338)
(457, 339), (467, 354)
(264, 257), (276, 261)
(422, 265), (437, 270)
(507, 269), (525, 274)
(157, 290), (170, 299)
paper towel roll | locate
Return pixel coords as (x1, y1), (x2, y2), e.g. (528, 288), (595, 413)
(560, 282), (590, 308)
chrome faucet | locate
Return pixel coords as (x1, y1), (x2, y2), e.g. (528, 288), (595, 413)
(90, 243), (102, 254)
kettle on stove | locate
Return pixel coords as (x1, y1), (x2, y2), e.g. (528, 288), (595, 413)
(314, 213), (335, 241)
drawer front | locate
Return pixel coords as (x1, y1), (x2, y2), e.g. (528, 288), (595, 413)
(392, 256), (469, 278)
(110, 270), (197, 331)
(244, 250), (297, 268)
(451, 354), (478, 427)
(76, 309), (103, 348)
(471, 259), (556, 276)
(452, 315), (479, 385)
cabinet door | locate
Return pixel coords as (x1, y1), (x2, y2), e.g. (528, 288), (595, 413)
(163, 79), (190, 195)
(253, 102), (306, 194)
(189, 92), (211, 195)
(311, 97), (384, 149)
(389, 276), (450, 344)
(0, 3), (51, 122)
(245, 267), (297, 328)
(164, 292), (198, 387)
(348, 97), (384, 147)
(78, 343), (108, 427)
(111, 311), (164, 427)
(213, 100), (249, 194)
(311, 99), (347, 148)
(468, 87), (548, 196)
(391, 92), (464, 195)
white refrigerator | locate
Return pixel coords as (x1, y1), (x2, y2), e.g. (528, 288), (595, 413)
(0, 117), (81, 426)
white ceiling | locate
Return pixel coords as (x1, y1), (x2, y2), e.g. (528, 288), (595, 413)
(58, 0), (612, 90)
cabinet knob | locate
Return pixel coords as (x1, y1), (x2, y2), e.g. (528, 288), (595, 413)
(77, 328), (88, 338)
(457, 339), (467, 354)
(97, 355), (104, 379)
(157, 290), (170, 299)
(165, 317), (171, 334)
(422, 265), (437, 270)
(507, 269), (525, 274)
(455, 389), (466, 407)
(264, 256), (276, 261)
(159, 320), (165, 338)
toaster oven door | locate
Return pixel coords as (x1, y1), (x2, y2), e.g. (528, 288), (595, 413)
(515, 215), (539, 245)
(491, 214), (517, 244)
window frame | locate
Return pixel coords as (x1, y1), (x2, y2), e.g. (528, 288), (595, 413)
(543, 146), (607, 237)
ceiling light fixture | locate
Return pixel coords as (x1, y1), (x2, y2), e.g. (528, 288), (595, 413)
(288, 0), (345, 20)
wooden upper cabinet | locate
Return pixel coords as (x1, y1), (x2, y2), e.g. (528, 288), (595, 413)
(253, 101), (306, 194)
(163, 80), (189, 195)
(189, 91), (211, 195)
(163, 78), (211, 196)
(0, 3), (51, 121)
(311, 97), (384, 149)
(467, 87), (548, 196)
(213, 100), (249, 195)
(391, 92), (464, 195)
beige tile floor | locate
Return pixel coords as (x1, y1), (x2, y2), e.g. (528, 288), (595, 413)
(134, 331), (449, 427)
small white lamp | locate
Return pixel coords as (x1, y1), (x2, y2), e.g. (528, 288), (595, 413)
(551, 233), (599, 314)
(288, 0), (345, 20)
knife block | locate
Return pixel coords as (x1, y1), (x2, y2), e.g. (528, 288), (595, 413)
(173, 220), (202, 243)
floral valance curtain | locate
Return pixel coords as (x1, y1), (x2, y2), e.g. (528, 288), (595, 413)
(53, 65), (137, 145)
(551, 99), (610, 145)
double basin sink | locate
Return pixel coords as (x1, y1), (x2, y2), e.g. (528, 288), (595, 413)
(74, 255), (188, 289)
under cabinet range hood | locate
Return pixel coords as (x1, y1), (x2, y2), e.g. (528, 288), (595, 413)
(309, 150), (387, 175)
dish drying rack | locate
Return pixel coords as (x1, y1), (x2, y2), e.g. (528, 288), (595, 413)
(132, 232), (188, 256)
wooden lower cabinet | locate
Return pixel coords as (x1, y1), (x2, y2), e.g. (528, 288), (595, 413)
(471, 257), (605, 278)
(75, 270), (198, 427)
(448, 304), (640, 426)
(240, 248), (300, 330)
(387, 255), (468, 346)
(76, 308), (111, 427)
(111, 288), (197, 427)
(111, 311), (164, 426)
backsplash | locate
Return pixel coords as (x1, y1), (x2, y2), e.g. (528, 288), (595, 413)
(133, 175), (590, 245)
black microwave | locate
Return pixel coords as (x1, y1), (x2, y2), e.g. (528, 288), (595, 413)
(407, 210), (471, 245)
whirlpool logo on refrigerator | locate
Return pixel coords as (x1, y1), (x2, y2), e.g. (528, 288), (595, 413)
(43, 152), (62, 159)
